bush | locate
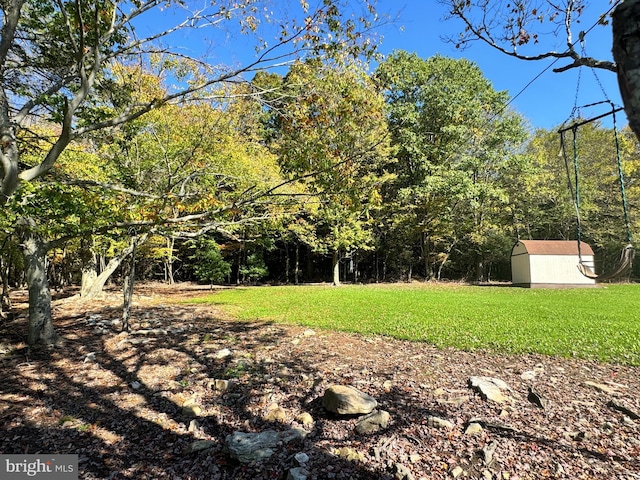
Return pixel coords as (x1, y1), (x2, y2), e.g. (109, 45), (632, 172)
(239, 252), (268, 283)
(190, 239), (231, 286)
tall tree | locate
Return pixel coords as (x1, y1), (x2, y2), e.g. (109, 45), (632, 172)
(0, 0), (383, 344)
(270, 59), (391, 285)
(375, 51), (527, 281)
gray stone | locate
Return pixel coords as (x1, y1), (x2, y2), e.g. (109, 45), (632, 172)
(134, 328), (168, 336)
(476, 441), (497, 466)
(355, 410), (391, 434)
(583, 381), (616, 395)
(334, 447), (365, 461)
(322, 385), (377, 415)
(563, 430), (592, 442)
(451, 466), (464, 478)
(607, 399), (640, 420)
(427, 416), (454, 429)
(188, 419), (200, 432)
(214, 348), (233, 359)
(264, 404), (287, 422)
(225, 429), (307, 463)
(182, 404), (202, 416)
(287, 467), (309, 480)
(211, 379), (231, 391)
(468, 376), (510, 404)
(294, 452), (309, 464)
(394, 463), (416, 480)
(83, 352), (97, 363)
(527, 386), (548, 409)
(464, 422), (484, 436)
(296, 412), (314, 425)
(188, 440), (216, 452)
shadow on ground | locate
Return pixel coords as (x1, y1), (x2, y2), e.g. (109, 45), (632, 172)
(1, 283), (639, 479)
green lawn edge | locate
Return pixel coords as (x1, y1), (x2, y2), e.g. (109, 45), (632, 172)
(183, 283), (640, 365)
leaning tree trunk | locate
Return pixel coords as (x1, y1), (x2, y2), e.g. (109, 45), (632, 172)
(79, 238), (98, 298)
(21, 227), (57, 345)
(613, 0), (640, 142)
(80, 234), (148, 300)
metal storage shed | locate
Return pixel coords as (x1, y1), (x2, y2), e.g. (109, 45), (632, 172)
(511, 240), (596, 288)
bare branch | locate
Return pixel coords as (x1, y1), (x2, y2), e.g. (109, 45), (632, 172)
(440, 0), (617, 73)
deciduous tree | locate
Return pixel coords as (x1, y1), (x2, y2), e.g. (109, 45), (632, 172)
(271, 60), (391, 285)
(375, 51), (527, 281)
(0, 0), (383, 344)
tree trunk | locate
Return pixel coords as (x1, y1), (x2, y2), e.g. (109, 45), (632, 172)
(422, 232), (433, 280)
(164, 236), (175, 285)
(437, 241), (457, 280)
(80, 239), (98, 298)
(122, 242), (137, 332)
(306, 251), (313, 281)
(374, 250), (379, 283)
(353, 254), (359, 283)
(81, 233), (148, 300)
(294, 242), (300, 285)
(284, 242), (290, 284)
(382, 254), (387, 282)
(0, 253), (10, 317)
(332, 250), (341, 286)
(476, 259), (485, 283)
(21, 229), (57, 345)
(437, 253), (449, 281)
(613, 0), (640, 142)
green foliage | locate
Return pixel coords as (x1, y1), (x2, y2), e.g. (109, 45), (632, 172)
(273, 60), (390, 193)
(239, 252), (269, 283)
(268, 60), (391, 279)
(189, 239), (231, 285)
(524, 123), (640, 276)
(189, 283), (640, 365)
(374, 51), (528, 280)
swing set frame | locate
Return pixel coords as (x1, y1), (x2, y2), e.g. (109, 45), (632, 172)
(558, 103), (634, 281)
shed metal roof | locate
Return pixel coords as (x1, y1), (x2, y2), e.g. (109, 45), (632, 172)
(516, 240), (594, 256)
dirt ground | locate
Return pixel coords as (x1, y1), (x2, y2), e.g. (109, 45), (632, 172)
(1, 282), (639, 479)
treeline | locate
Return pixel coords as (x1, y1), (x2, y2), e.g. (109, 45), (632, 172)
(2, 51), (638, 301)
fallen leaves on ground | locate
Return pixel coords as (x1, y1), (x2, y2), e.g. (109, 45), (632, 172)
(1, 282), (639, 479)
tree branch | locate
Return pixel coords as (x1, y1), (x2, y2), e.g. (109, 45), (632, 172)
(441, 0), (618, 73)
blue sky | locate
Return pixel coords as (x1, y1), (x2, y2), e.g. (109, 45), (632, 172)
(377, 1), (622, 130)
(139, 1), (623, 131)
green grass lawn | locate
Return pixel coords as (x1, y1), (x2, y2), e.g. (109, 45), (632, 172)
(186, 283), (640, 365)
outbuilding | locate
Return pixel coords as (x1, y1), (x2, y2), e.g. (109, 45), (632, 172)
(511, 240), (596, 288)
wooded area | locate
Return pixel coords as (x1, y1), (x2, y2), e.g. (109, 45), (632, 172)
(1, 0), (640, 346)
(2, 3), (640, 479)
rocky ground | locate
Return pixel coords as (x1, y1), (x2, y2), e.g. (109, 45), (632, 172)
(1, 282), (639, 480)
